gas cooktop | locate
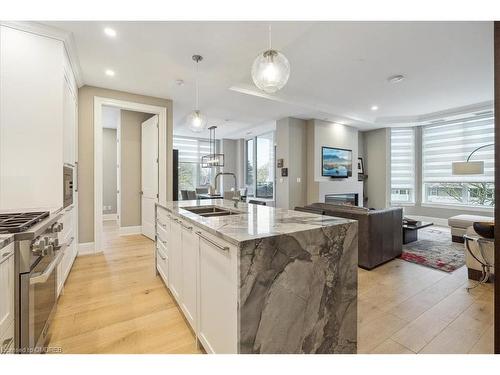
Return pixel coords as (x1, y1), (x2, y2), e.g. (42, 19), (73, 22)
(0, 211), (50, 233)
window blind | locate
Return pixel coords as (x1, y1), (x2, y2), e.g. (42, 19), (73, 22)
(390, 128), (415, 199)
(422, 114), (494, 183)
(173, 136), (212, 164)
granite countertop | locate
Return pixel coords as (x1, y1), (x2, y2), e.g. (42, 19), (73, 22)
(0, 234), (15, 249)
(157, 199), (355, 245)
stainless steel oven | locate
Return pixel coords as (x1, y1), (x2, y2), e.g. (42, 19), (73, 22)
(63, 166), (73, 208)
(12, 213), (63, 353)
(19, 248), (62, 352)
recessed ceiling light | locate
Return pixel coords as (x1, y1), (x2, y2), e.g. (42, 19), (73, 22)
(105, 69), (115, 77)
(371, 105), (379, 111)
(104, 27), (117, 38)
(387, 74), (405, 84)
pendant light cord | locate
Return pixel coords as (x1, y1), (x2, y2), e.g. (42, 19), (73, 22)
(195, 60), (199, 110)
(268, 24), (272, 50)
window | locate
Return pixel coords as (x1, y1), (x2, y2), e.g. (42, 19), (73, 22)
(245, 132), (275, 199)
(422, 114), (494, 208)
(174, 136), (216, 198)
(390, 128), (415, 204)
(256, 132), (274, 198)
(246, 138), (255, 196)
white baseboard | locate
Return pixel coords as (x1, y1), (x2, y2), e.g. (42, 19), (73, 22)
(405, 215), (448, 227)
(119, 225), (142, 235)
(78, 242), (96, 256)
(103, 213), (117, 221)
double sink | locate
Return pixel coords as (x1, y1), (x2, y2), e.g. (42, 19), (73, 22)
(182, 205), (244, 218)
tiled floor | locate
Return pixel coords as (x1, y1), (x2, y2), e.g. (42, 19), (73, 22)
(48, 220), (494, 354)
(358, 259), (494, 354)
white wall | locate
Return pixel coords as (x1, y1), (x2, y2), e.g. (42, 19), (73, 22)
(102, 128), (117, 214)
(275, 118), (307, 209)
(363, 128), (390, 209)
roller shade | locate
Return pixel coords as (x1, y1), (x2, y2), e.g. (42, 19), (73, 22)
(173, 136), (212, 164)
(422, 114), (494, 183)
(391, 128), (415, 191)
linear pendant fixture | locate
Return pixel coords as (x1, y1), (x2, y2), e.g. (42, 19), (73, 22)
(251, 25), (290, 93)
(202, 126), (224, 168)
(187, 54), (207, 133)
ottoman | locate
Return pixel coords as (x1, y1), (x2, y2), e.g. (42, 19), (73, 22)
(447, 214), (494, 243)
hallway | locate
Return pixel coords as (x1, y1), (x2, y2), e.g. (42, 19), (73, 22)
(47, 221), (200, 353)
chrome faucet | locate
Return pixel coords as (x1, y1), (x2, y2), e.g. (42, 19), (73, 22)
(214, 172), (238, 206)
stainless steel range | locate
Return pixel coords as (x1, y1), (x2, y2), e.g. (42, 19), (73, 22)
(0, 211), (63, 353)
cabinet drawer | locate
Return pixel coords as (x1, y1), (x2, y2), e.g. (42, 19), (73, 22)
(157, 224), (168, 244)
(60, 206), (74, 242)
(157, 208), (169, 223)
(156, 245), (168, 286)
(157, 235), (168, 257)
(0, 320), (14, 354)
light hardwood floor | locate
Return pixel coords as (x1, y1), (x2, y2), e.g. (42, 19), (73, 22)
(48, 220), (494, 354)
(47, 220), (200, 354)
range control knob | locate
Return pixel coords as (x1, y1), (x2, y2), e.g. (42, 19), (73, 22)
(51, 222), (63, 233)
(48, 238), (61, 250)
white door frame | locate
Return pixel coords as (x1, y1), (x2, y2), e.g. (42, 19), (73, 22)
(94, 96), (168, 253)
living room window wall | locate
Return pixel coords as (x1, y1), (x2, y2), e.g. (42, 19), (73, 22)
(174, 136), (216, 199)
(422, 114), (495, 208)
(390, 128), (416, 205)
(245, 131), (275, 199)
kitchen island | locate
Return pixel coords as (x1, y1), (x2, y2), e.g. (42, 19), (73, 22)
(155, 199), (358, 354)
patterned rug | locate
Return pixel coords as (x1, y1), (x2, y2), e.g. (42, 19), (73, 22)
(400, 226), (465, 272)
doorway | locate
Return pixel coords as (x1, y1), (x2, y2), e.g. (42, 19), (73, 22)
(94, 97), (168, 252)
(100, 106), (158, 244)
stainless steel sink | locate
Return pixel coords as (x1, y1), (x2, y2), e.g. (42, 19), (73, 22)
(182, 206), (243, 217)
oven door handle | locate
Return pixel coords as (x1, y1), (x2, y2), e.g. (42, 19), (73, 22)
(30, 250), (64, 285)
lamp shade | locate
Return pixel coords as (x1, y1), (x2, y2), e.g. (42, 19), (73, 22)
(251, 49), (290, 93)
(452, 161), (484, 175)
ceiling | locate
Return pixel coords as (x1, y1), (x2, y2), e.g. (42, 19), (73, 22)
(43, 21), (494, 138)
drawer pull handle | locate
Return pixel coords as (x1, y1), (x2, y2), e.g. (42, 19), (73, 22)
(67, 237), (75, 246)
(0, 251), (14, 264)
(1, 337), (13, 354)
(157, 221), (167, 228)
(181, 223), (193, 231)
(157, 250), (167, 260)
(196, 231), (229, 252)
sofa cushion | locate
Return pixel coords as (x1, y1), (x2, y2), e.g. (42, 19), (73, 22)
(448, 214), (494, 229)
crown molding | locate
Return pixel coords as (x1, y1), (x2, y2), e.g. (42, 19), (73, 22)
(0, 21), (83, 87)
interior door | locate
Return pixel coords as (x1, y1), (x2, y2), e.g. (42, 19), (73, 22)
(141, 115), (159, 239)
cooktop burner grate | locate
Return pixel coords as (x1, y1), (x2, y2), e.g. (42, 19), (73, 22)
(0, 211), (50, 233)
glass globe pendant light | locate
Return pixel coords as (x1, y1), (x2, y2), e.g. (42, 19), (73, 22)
(187, 55), (207, 133)
(251, 25), (290, 93)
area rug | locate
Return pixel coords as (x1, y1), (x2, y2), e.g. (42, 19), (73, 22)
(400, 226), (465, 272)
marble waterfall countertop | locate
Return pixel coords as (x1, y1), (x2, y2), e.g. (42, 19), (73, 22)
(157, 199), (358, 353)
(157, 199), (355, 246)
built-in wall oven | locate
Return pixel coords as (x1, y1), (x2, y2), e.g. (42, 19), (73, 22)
(63, 166), (73, 208)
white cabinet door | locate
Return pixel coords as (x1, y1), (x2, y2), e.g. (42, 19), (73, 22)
(168, 218), (183, 303)
(63, 76), (76, 165)
(0, 26), (64, 210)
(0, 243), (15, 339)
(197, 231), (237, 354)
(141, 115), (159, 240)
(180, 222), (198, 330)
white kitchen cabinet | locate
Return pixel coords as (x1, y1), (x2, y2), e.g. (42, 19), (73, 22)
(156, 241), (168, 286)
(0, 25), (64, 210)
(197, 229), (237, 354)
(57, 206), (77, 297)
(180, 221), (198, 330)
(63, 74), (77, 165)
(0, 242), (15, 342)
(168, 218), (183, 303)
